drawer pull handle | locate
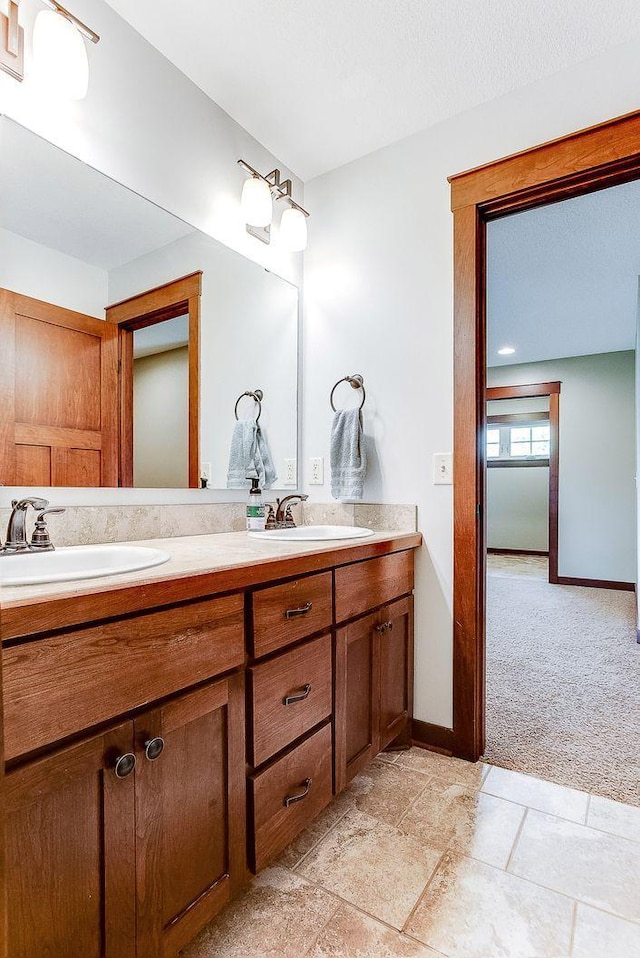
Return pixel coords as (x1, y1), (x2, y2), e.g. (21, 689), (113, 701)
(284, 777), (312, 808)
(114, 753), (136, 779)
(375, 621), (394, 633)
(284, 601), (313, 619)
(283, 683), (312, 706)
(144, 737), (165, 761)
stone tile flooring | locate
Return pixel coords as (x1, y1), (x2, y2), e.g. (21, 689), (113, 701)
(181, 748), (640, 958)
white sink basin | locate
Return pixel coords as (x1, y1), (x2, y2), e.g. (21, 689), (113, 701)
(0, 545), (171, 587)
(249, 525), (374, 542)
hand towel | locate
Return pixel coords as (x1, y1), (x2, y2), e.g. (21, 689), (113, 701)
(330, 407), (366, 500)
(227, 420), (277, 490)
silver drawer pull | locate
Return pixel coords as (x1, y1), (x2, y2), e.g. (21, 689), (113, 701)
(284, 601), (313, 619)
(283, 683), (312, 706)
(284, 777), (312, 808)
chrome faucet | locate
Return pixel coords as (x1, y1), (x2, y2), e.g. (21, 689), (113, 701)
(271, 494), (309, 529)
(0, 498), (65, 555)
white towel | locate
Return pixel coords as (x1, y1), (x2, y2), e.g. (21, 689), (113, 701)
(330, 407), (366, 500)
(227, 420), (277, 489)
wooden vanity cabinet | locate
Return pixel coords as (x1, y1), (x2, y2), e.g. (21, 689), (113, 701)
(334, 552), (414, 791)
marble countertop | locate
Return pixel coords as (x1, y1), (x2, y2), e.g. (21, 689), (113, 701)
(0, 530), (422, 636)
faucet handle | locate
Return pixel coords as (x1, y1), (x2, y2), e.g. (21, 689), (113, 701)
(30, 508), (65, 552)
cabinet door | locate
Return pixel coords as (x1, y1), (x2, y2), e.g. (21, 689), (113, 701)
(378, 596), (414, 751)
(134, 673), (246, 958)
(335, 611), (381, 792)
(5, 722), (136, 958)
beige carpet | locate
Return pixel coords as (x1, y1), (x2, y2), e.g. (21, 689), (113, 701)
(485, 561), (640, 806)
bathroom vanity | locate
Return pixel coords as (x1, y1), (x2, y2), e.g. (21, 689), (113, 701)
(1, 529), (420, 957)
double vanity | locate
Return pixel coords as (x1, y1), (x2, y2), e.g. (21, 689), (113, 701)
(1, 525), (421, 957)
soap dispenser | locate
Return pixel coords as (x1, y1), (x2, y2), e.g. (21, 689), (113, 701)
(246, 477), (266, 531)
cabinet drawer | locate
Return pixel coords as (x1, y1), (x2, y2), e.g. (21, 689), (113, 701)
(249, 722), (333, 872)
(334, 550), (413, 623)
(3, 594), (245, 761)
(249, 633), (332, 767)
(251, 571), (333, 658)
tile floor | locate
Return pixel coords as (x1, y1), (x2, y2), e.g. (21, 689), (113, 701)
(181, 748), (640, 958)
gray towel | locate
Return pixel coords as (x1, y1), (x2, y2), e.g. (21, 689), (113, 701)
(330, 407), (366, 500)
(227, 420), (277, 490)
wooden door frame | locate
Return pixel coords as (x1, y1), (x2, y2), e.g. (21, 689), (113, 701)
(106, 272), (202, 488)
(486, 382), (560, 582)
(449, 109), (640, 762)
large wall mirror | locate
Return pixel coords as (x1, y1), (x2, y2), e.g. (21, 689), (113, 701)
(0, 118), (299, 492)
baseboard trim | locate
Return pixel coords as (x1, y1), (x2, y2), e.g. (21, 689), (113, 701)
(487, 548), (548, 557)
(411, 719), (455, 755)
(553, 576), (634, 592)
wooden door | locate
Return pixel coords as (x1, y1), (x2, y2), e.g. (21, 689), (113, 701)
(335, 611), (380, 792)
(134, 673), (246, 958)
(378, 596), (414, 751)
(4, 722), (136, 958)
(0, 288), (118, 486)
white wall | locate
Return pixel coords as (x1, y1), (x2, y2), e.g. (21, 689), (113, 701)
(303, 38), (640, 727)
(488, 352), (636, 582)
(0, 226), (107, 317)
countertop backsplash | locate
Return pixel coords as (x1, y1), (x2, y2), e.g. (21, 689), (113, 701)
(0, 502), (417, 548)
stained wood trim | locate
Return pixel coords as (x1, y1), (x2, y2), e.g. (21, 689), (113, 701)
(10, 289), (109, 335)
(487, 459), (549, 469)
(487, 411), (549, 424)
(449, 109), (640, 210)
(555, 576), (634, 592)
(107, 274), (201, 488)
(487, 548), (549, 557)
(487, 382), (561, 399)
(411, 719), (455, 754)
(452, 109), (640, 762)
(105, 272), (202, 325)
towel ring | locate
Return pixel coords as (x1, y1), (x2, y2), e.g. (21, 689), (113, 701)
(235, 389), (263, 422)
(330, 374), (365, 412)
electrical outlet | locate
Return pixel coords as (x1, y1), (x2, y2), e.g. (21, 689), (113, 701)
(309, 457), (324, 485)
(433, 453), (453, 485)
(201, 462), (212, 485)
(283, 458), (297, 485)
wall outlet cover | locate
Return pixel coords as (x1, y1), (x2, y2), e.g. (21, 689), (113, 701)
(283, 459), (297, 485)
(309, 457), (324, 485)
(433, 453), (453, 485)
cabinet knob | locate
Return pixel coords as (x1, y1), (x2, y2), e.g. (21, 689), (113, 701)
(375, 621), (393, 633)
(114, 752), (136, 778)
(284, 601), (313, 619)
(283, 683), (312, 706)
(144, 737), (165, 761)
(283, 777), (312, 808)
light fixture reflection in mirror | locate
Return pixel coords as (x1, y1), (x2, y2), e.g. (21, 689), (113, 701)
(32, 9), (89, 100)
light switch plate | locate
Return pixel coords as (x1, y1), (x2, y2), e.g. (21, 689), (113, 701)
(283, 459), (297, 485)
(433, 453), (453, 485)
(309, 457), (324, 485)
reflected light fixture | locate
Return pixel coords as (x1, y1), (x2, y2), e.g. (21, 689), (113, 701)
(237, 159), (310, 251)
(497, 346), (516, 356)
(33, 1), (100, 100)
(0, 1), (25, 81)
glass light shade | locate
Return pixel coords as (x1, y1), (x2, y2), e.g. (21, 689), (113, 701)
(279, 206), (308, 252)
(241, 176), (272, 227)
(32, 10), (89, 100)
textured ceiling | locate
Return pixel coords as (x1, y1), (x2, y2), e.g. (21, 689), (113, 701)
(102, 0), (640, 180)
(487, 179), (640, 366)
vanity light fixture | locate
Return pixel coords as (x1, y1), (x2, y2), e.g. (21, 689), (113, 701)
(33, 0), (100, 100)
(0, 1), (25, 82)
(237, 159), (310, 251)
(497, 346), (516, 356)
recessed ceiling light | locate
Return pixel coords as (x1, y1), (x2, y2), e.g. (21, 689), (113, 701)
(498, 346), (516, 355)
